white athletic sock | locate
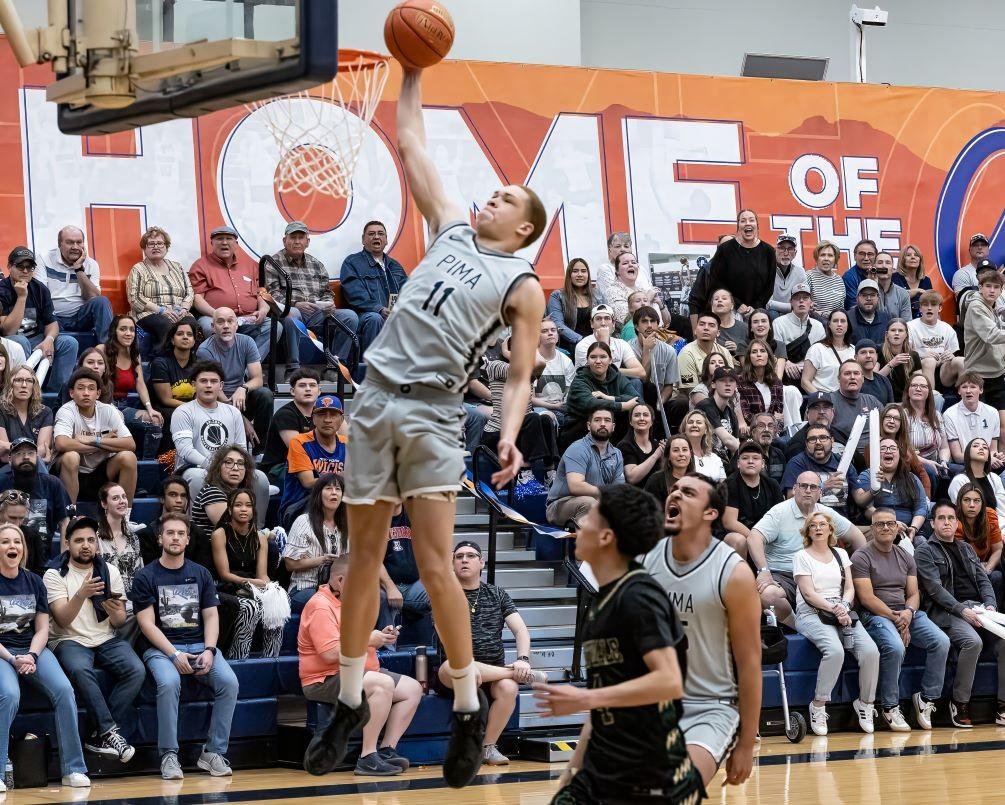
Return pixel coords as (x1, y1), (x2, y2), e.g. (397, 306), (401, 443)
(336, 654), (366, 708)
(449, 662), (480, 712)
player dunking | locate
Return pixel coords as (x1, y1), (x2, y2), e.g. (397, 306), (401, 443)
(642, 473), (762, 788)
(302, 67), (546, 787)
(535, 484), (704, 804)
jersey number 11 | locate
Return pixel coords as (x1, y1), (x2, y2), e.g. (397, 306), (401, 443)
(421, 281), (455, 317)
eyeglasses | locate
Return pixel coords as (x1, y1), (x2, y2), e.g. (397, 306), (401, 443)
(908, 383), (930, 390)
(11, 377), (33, 385)
(221, 459), (246, 468)
(806, 435), (831, 443)
(454, 552), (481, 561)
(879, 446), (898, 453)
(0, 491), (27, 505)
(873, 521), (898, 530)
(794, 482), (820, 492)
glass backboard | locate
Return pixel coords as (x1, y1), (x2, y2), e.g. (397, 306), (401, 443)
(56, 0), (337, 135)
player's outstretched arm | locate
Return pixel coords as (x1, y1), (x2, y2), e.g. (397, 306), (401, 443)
(397, 70), (466, 234)
(723, 562), (761, 786)
(492, 278), (546, 487)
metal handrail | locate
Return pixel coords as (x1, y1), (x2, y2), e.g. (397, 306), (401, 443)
(322, 312), (361, 397)
(258, 254), (292, 390)
(470, 445), (517, 585)
(564, 556), (596, 684)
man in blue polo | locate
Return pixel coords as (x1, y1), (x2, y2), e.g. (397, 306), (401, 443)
(339, 221), (408, 357)
(279, 394), (347, 528)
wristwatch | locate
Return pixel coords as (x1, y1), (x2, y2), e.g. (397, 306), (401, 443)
(516, 655), (530, 663)
(74, 267), (84, 273)
(27, 651), (37, 662)
(204, 646), (218, 656)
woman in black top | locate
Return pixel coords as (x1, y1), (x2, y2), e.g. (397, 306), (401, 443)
(707, 209), (776, 314)
(0, 364), (54, 466)
(618, 404), (664, 488)
(211, 488), (281, 659)
(546, 258), (606, 352)
(149, 317), (200, 451)
(191, 446), (257, 566)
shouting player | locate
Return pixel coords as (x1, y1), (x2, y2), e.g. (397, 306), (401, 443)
(535, 484), (704, 805)
(643, 472), (761, 788)
(302, 68), (546, 788)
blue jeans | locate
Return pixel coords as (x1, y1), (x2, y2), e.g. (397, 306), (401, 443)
(53, 636), (146, 738)
(55, 296), (113, 343)
(0, 648), (87, 776)
(143, 641), (239, 756)
(197, 315), (274, 360)
(290, 586), (316, 615)
(863, 610), (950, 708)
(356, 311), (385, 357)
(9, 333), (78, 392)
(283, 308), (359, 366)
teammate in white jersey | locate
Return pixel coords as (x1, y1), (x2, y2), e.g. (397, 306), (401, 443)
(303, 68), (546, 788)
(642, 472), (761, 787)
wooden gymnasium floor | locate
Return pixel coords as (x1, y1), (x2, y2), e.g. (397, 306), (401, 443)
(11, 725), (1005, 804)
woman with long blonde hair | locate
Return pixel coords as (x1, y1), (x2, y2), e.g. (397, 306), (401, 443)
(0, 364), (53, 464)
(892, 244), (932, 318)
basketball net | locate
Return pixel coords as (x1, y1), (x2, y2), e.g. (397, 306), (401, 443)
(248, 50), (390, 199)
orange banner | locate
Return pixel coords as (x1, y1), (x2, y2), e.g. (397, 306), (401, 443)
(5, 41), (1005, 317)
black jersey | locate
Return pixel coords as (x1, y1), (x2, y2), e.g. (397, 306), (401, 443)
(573, 564), (703, 803)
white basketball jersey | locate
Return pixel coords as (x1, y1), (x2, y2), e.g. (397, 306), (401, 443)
(364, 222), (537, 394)
(643, 537), (742, 701)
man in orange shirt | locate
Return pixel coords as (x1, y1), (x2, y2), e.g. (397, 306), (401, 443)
(189, 227), (274, 358)
(299, 555), (423, 777)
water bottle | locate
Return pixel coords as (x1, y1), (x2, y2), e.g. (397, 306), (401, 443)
(765, 606), (777, 627)
(414, 646), (428, 694)
(841, 624), (855, 650)
(4, 760), (12, 790)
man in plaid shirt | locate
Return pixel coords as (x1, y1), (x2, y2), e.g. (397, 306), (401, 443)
(267, 221), (360, 380)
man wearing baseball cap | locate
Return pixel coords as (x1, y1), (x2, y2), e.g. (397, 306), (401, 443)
(770, 282), (824, 366)
(952, 233), (991, 294)
(267, 222), (361, 381)
(0, 247), (78, 392)
(784, 391), (841, 460)
(572, 304), (646, 393)
(37, 225), (113, 346)
(767, 234), (807, 318)
(189, 226), (274, 359)
(278, 394), (347, 528)
(0, 437), (72, 545)
(849, 279), (892, 345)
(696, 366), (742, 455)
(855, 339), (893, 404)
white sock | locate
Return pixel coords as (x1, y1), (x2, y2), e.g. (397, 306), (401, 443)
(449, 662), (480, 712)
(336, 654), (366, 708)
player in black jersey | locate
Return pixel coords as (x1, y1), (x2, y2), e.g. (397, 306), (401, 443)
(534, 484), (704, 804)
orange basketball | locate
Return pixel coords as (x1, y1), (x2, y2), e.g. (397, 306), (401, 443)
(384, 1), (455, 71)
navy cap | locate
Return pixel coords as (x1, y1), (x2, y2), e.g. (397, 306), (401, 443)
(9, 438), (36, 455)
(65, 516), (101, 540)
(737, 440), (765, 458)
(855, 339), (879, 352)
(971, 233), (990, 246)
(312, 394), (343, 413)
(805, 391), (834, 408)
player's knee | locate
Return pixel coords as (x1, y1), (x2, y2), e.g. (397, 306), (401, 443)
(493, 678), (519, 700)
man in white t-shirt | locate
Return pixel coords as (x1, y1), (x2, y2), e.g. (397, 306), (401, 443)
(45, 516), (144, 762)
(532, 317), (575, 424)
(573, 305), (646, 385)
(943, 372), (1004, 469)
(53, 368), (137, 504)
(907, 290), (965, 389)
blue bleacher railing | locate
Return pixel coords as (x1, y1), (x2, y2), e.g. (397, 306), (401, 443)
(469, 445), (517, 586)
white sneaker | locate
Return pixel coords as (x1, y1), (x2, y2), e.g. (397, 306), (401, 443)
(913, 693), (935, 730)
(881, 705), (911, 732)
(808, 701), (828, 736)
(61, 773), (91, 788)
(853, 698), (875, 734)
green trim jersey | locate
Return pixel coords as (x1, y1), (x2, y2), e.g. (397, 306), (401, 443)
(363, 222), (537, 394)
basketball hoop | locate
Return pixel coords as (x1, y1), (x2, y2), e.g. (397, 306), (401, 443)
(248, 49), (390, 199)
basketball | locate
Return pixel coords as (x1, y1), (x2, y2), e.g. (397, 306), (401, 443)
(384, 1), (455, 71)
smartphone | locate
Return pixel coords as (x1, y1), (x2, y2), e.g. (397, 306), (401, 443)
(107, 592), (124, 600)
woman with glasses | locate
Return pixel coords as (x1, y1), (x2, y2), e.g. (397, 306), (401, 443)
(794, 511), (879, 736)
(190, 446), (257, 570)
(903, 371), (952, 491)
(0, 489), (47, 575)
(948, 438), (1005, 523)
(283, 474), (349, 613)
(210, 487), (281, 659)
(878, 403), (932, 497)
(126, 226), (194, 347)
(802, 309), (854, 394)
(0, 365), (53, 465)
(955, 483), (1003, 604)
(853, 438), (929, 540)
(0, 524), (91, 790)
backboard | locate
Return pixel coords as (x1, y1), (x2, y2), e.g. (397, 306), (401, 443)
(54, 0), (338, 135)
